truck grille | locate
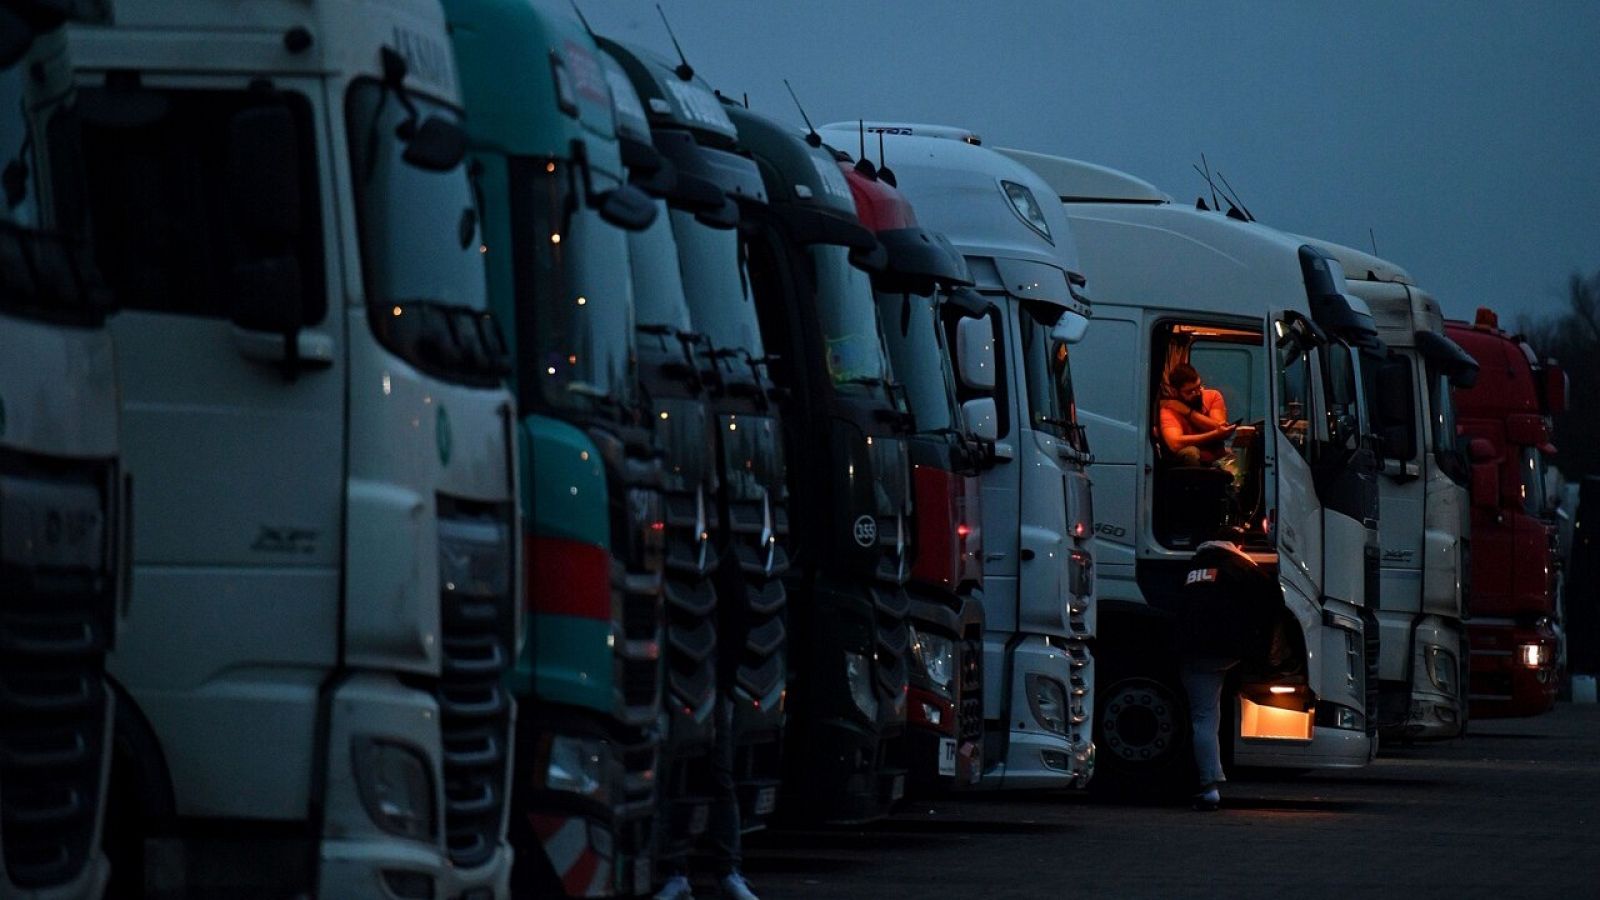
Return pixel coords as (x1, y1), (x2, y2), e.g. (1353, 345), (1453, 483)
(435, 499), (514, 871)
(958, 635), (983, 744)
(870, 587), (910, 715)
(0, 462), (114, 890)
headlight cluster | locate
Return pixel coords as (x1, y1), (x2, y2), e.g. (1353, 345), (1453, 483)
(1519, 642), (1553, 669)
(438, 514), (512, 598)
(908, 626), (956, 694)
(845, 651), (878, 720)
(352, 738), (436, 842)
(1025, 674), (1068, 736)
(543, 734), (611, 805)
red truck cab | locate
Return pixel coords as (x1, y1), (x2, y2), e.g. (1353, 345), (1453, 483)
(1447, 307), (1568, 717)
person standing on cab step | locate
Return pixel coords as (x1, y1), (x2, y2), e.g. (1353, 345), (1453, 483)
(1177, 532), (1279, 811)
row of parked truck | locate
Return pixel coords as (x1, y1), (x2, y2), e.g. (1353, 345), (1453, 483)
(0, 1), (1571, 897)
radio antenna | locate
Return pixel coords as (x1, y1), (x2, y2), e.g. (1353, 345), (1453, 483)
(1215, 170), (1253, 221)
(1369, 227), (1379, 256)
(1199, 153), (1221, 212)
(568, 0), (595, 38)
(783, 79), (821, 147)
(655, 4), (694, 81)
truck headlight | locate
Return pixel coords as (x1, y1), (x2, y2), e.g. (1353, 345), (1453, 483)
(1519, 643), (1553, 669)
(845, 651), (878, 720)
(544, 735), (610, 805)
(1025, 674), (1068, 736)
(908, 626), (956, 694)
(438, 513), (512, 598)
(352, 738), (436, 842)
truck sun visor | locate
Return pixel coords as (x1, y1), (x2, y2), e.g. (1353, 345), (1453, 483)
(1415, 329), (1481, 388)
(877, 228), (973, 289)
(652, 129), (768, 206)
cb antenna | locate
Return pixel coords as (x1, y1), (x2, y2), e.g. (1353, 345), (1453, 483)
(878, 130), (897, 186)
(656, 4), (694, 81)
(1200, 153), (1221, 212)
(783, 79), (821, 147)
(1215, 170), (1253, 221)
(854, 119), (877, 178)
(568, 0), (595, 38)
(1368, 227), (1379, 256)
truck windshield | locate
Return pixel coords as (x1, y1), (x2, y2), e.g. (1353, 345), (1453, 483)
(671, 209), (765, 359)
(0, 47), (98, 323)
(628, 205), (692, 332)
(874, 289), (956, 433)
(346, 82), (501, 386)
(813, 245), (893, 396)
(1017, 303), (1085, 451)
(507, 157), (636, 415)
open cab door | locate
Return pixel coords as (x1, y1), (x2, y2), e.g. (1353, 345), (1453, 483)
(1233, 309), (1326, 749)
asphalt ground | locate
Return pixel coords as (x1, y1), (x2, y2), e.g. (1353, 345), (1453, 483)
(716, 703), (1600, 900)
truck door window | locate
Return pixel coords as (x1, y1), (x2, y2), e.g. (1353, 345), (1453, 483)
(1276, 339), (1314, 459)
(79, 88), (324, 321)
(1324, 342), (1361, 452)
(1017, 302), (1081, 447)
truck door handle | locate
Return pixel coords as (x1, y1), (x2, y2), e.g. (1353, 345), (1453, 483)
(232, 326), (335, 370)
(985, 552), (1006, 562)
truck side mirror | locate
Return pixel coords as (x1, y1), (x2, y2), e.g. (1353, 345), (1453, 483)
(955, 316), (995, 392)
(1468, 437), (1499, 511)
(1471, 461), (1499, 512)
(596, 183), (658, 232)
(962, 396), (999, 443)
(226, 105), (305, 334)
(1543, 363), (1568, 415)
(401, 115), (468, 172)
(1376, 358), (1416, 461)
(1050, 310), (1089, 344)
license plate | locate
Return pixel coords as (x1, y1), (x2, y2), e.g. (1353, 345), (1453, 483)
(753, 786), (778, 816)
(938, 737), (957, 776)
(890, 773), (906, 802)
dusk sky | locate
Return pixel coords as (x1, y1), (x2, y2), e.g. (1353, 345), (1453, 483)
(576, 1), (1600, 327)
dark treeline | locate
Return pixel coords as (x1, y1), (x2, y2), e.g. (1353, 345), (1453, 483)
(1517, 269), (1600, 482)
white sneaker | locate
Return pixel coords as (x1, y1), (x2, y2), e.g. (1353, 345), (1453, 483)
(655, 875), (696, 900)
(719, 872), (761, 900)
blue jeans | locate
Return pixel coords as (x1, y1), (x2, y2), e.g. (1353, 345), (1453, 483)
(662, 693), (742, 877)
(1181, 658), (1238, 787)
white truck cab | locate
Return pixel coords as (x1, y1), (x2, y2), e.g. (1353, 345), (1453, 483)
(1295, 237), (1477, 740)
(70, 2), (517, 896)
(1000, 149), (1375, 780)
(820, 124), (1096, 788)
(0, 5), (118, 897)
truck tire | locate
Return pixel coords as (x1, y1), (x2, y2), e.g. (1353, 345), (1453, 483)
(1090, 656), (1194, 797)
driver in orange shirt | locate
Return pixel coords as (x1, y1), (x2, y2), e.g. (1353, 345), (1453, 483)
(1160, 363), (1236, 465)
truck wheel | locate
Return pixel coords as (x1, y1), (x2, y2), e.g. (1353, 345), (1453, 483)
(1091, 667), (1193, 797)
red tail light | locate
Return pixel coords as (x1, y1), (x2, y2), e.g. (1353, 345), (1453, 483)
(526, 533), (611, 619)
